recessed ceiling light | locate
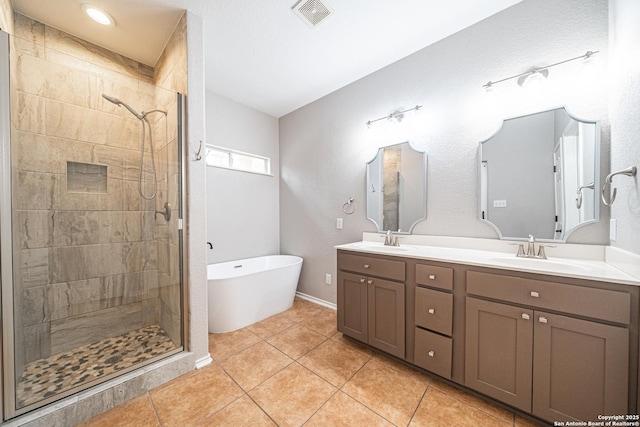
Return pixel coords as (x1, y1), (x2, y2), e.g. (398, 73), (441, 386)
(82, 4), (114, 26)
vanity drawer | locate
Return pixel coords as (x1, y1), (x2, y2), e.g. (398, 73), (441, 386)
(338, 252), (405, 281)
(415, 287), (453, 336)
(414, 328), (452, 379)
(467, 271), (631, 324)
(416, 264), (453, 291)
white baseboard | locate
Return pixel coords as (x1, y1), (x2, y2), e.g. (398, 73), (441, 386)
(295, 291), (336, 310)
(195, 354), (213, 369)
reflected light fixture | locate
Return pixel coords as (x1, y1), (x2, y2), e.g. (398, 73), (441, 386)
(82, 4), (114, 26)
(483, 50), (598, 90)
(366, 105), (422, 127)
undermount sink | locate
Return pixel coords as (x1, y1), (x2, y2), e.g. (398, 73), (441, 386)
(354, 244), (409, 252)
(489, 256), (588, 273)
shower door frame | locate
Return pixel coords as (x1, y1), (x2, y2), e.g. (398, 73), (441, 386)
(0, 36), (190, 416)
(0, 29), (11, 423)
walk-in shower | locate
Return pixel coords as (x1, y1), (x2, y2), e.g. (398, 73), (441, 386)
(0, 22), (187, 419)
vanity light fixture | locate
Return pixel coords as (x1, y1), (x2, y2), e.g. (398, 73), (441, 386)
(366, 105), (422, 127)
(483, 50), (599, 90)
(82, 4), (114, 26)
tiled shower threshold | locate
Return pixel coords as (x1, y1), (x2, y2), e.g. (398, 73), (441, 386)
(16, 324), (177, 408)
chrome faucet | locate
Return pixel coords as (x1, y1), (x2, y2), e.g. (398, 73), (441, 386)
(384, 230), (400, 246)
(526, 234), (536, 257)
(513, 235), (554, 260)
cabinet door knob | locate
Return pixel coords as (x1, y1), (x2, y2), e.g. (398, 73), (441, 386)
(429, 274), (436, 280)
(521, 313), (530, 320)
(530, 291), (540, 298)
(364, 264), (370, 269)
(539, 316), (548, 324)
(367, 279), (373, 285)
(428, 350), (435, 357)
(428, 308), (435, 314)
(360, 278), (366, 283)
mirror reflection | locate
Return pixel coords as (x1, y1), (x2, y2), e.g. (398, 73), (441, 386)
(479, 107), (599, 241)
(366, 142), (427, 233)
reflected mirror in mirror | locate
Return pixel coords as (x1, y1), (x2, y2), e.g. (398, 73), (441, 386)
(366, 142), (427, 233)
(479, 107), (599, 241)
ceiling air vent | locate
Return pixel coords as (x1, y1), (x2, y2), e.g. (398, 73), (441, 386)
(292, 0), (334, 28)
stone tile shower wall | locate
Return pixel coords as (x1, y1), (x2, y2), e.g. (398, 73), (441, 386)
(9, 12), (187, 377)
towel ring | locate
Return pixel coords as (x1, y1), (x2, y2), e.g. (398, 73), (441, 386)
(601, 166), (637, 206)
(342, 197), (355, 215)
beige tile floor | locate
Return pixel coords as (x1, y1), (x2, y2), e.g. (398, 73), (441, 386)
(80, 298), (548, 426)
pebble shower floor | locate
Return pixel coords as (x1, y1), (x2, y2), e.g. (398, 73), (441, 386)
(16, 325), (177, 408)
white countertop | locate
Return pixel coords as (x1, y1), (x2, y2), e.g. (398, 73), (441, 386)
(335, 236), (640, 287)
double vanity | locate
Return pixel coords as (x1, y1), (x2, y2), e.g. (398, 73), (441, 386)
(336, 236), (640, 424)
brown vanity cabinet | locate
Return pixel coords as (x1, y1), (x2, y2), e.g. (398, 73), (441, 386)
(413, 263), (455, 379)
(337, 251), (406, 358)
(466, 271), (631, 423)
(336, 249), (638, 424)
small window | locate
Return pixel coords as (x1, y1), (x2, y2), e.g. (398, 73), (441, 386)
(206, 145), (272, 176)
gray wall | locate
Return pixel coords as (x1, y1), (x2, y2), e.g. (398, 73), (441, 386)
(279, 0), (610, 304)
(206, 91), (280, 264)
(609, 0), (640, 255)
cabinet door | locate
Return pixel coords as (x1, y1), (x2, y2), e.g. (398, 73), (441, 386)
(465, 297), (533, 412)
(533, 311), (629, 422)
(337, 272), (368, 342)
(367, 277), (405, 358)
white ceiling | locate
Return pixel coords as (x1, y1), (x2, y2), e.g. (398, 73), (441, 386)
(12, 0), (521, 117)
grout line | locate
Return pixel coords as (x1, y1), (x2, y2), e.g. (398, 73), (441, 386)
(147, 391), (164, 426)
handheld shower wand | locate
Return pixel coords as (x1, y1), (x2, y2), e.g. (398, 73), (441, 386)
(101, 94), (167, 202)
(102, 94), (145, 119)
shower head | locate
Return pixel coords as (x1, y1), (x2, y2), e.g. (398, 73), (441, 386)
(102, 94), (121, 105)
(102, 93), (144, 120)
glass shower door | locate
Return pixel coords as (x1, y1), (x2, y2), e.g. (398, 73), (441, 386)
(1, 21), (186, 416)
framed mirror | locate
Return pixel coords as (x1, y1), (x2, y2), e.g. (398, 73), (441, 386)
(366, 142), (427, 233)
(479, 107), (600, 241)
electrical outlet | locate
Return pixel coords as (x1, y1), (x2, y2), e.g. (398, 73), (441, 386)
(325, 274), (332, 285)
(493, 200), (507, 208)
(336, 218), (343, 229)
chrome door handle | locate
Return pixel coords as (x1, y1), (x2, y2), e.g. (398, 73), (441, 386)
(539, 316), (548, 324)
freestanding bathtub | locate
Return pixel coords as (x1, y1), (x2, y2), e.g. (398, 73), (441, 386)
(207, 255), (303, 333)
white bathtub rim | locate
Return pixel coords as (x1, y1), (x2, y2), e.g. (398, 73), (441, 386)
(207, 255), (302, 280)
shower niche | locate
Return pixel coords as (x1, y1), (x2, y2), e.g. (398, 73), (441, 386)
(66, 162), (108, 193)
(0, 12), (188, 419)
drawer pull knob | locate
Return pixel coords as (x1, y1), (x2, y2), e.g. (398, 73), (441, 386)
(360, 278), (366, 283)
(539, 316), (548, 324)
(367, 280), (373, 285)
(521, 313), (530, 320)
(429, 274), (436, 280)
(364, 264), (370, 269)
(530, 291), (540, 298)
(428, 308), (435, 314)
(428, 350), (435, 357)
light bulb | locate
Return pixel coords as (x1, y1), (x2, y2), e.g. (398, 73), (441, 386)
(82, 4), (114, 26)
